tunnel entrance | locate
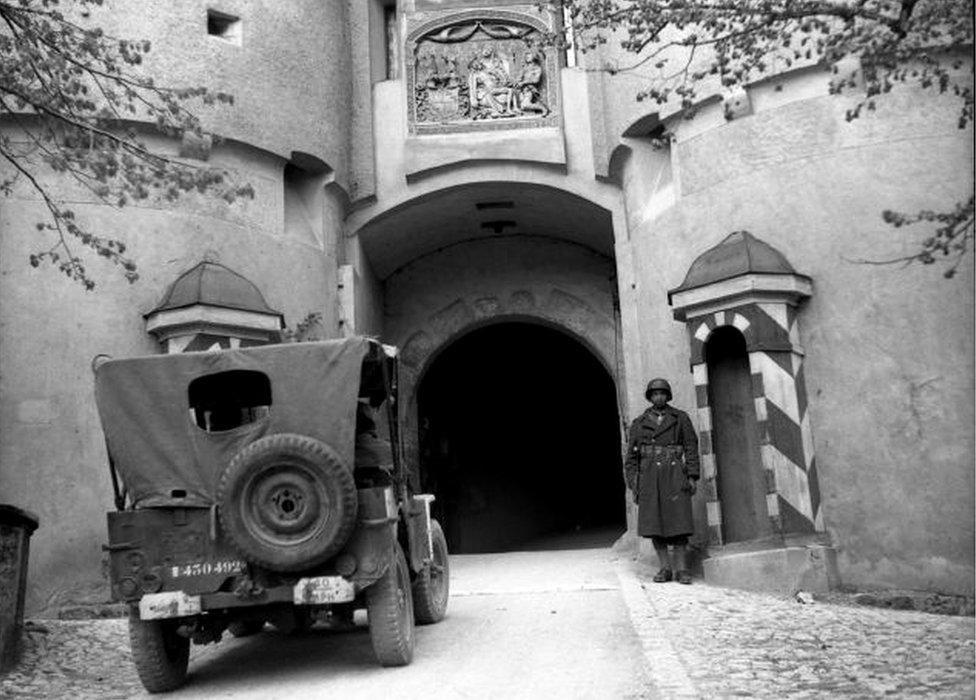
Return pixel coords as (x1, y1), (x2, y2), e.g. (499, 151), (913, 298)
(417, 322), (625, 554)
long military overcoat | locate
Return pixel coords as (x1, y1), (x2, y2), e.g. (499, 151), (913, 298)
(624, 405), (701, 538)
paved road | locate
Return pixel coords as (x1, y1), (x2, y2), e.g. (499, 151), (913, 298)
(3, 547), (974, 699)
(161, 550), (650, 699)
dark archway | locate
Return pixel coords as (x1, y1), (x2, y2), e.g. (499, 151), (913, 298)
(417, 322), (625, 553)
(706, 326), (770, 543)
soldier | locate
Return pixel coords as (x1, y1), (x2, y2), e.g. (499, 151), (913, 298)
(625, 378), (700, 584)
(354, 400), (393, 472)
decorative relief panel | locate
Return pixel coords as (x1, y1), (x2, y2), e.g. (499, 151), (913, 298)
(407, 10), (561, 134)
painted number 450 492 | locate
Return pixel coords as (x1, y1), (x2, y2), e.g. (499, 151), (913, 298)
(170, 559), (244, 578)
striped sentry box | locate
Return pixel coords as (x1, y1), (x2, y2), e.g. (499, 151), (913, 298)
(688, 303), (822, 544)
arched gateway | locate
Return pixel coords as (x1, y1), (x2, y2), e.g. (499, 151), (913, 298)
(349, 180), (628, 551)
(416, 322), (626, 553)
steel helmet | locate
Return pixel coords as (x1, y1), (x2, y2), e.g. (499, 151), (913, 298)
(645, 377), (672, 402)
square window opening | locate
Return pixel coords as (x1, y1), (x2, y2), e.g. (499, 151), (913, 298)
(189, 370), (271, 432)
(207, 10), (241, 45)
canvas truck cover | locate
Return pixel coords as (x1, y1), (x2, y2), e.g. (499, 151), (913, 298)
(94, 337), (371, 508)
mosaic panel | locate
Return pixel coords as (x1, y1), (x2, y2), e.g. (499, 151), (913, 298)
(407, 10), (561, 134)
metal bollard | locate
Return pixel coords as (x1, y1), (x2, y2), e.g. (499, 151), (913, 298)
(0, 504), (40, 674)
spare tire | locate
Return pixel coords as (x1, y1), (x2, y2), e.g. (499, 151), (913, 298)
(217, 433), (358, 572)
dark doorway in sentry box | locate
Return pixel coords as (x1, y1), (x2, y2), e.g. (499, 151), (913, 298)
(417, 322), (626, 554)
(706, 326), (771, 543)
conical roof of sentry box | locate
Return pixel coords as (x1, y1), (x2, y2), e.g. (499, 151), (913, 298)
(669, 230), (798, 299)
(145, 261), (283, 324)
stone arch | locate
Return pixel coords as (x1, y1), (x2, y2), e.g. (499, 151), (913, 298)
(347, 170), (624, 247)
(687, 306), (794, 365)
(393, 287), (621, 483)
(354, 179), (627, 490)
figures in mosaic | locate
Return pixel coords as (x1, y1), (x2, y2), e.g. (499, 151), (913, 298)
(442, 52), (461, 89)
(468, 48), (517, 118)
(410, 16), (556, 127)
(417, 50), (439, 90)
(514, 51), (548, 116)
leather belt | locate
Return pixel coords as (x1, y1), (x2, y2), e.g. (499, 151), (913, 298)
(640, 445), (683, 456)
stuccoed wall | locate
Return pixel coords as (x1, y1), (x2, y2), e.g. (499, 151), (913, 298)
(0, 134), (341, 613)
(2, 1), (971, 607)
(1, 0), (357, 612)
(90, 0), (353, 187)
(616, 75), (975, 594)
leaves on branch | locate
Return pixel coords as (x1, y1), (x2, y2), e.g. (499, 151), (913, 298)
(540, 0), (974, 276)
(281, 312), (323, 343)
(874, 196), (975, 278)
(0, 0), (255, 290)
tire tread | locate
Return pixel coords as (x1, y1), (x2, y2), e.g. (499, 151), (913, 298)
(366, 545), (415, 666)
(412, 519), (450, 625)
(128, 612), (190, 693)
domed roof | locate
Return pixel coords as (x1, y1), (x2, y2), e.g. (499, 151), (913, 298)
(146, 261), (282, 321)
(670, 230), (796, 295)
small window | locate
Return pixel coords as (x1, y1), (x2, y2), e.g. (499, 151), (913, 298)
(384, 4), (399, 80)
(207, 10), (241, 45)
(369, 0), (398, 83)
(189, 370), (271, 432)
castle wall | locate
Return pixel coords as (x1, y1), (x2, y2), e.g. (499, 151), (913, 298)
(617, 82), (975, 594)
(0, 1), (972, 611)
(348, 1), (974, 594)
(0, 135), (341, 612)
(88, 0), (355, 186)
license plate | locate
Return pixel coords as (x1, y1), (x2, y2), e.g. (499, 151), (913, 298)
(140, 591), (202, 619)
(169, 559), (245, 579)
(294, 576), (356, 605)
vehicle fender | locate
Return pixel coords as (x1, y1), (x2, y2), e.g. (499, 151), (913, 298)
(344, 487), (399, 587)
(404, 495), (435, 574)
(345, 524), (395, 587)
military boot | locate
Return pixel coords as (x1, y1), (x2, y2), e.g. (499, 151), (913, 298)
(652, 543), (672, 582)
(673, 545), (692, 585)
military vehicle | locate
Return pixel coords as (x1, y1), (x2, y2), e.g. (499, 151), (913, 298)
(93, 337), (449, 692)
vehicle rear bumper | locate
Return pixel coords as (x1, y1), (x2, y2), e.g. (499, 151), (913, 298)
(138, 575), (357, 620)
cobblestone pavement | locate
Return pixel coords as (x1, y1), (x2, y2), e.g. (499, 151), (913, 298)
(1, 551), (973, 699)
(622, 558), (975, 699)
(2, 618), (148, 699)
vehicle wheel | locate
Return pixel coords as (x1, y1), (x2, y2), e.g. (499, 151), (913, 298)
(128, 611), (190, 693)
(227, 619), (264, 638)
(366, 544), (415, 667)
(217, 433), (358, 572)
(412, 519), (450, 624)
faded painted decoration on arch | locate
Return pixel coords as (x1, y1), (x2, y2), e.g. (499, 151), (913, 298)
(407, 11), (560, 134)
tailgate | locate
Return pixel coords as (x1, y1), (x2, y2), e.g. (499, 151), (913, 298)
(106, 508), (245, 601)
